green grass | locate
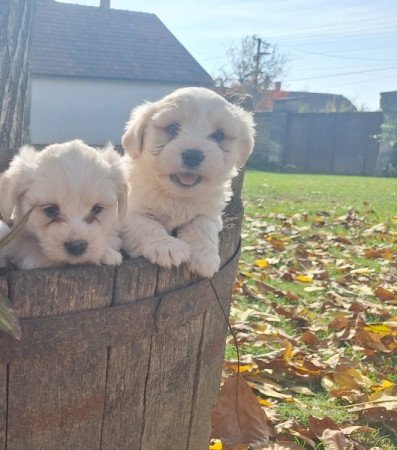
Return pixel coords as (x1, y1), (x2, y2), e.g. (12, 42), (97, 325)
(276, 393), (356, 426)
(243, 171), (396, 219)
(229, 170), (397, 449)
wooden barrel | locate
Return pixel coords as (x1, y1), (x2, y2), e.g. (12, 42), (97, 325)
(0, 172), (244, 450)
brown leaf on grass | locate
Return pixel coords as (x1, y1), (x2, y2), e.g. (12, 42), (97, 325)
(276, 419), (317, 448)
(248, 380), (293, 401)
(355, 326), (397, 353)
(308, 416), (339, 436)
(308, 417), (372, 449)
(340, 425), (374, 435)
(328, 316), (350, 332)
(320, 429), (354, 450)
(280, 272), (294, 282)
(211, 375), (271, 450)
(254, 350), (325, 382)
(332, 364), (371, 391)
(301, 330), (321, 347)
(255, 281), (286, 298)
(364, 247), (394, 260)
(350, 392), (397, 411)
(242, 285), (266, 301)
(267, 236), (286, 251)
(359, 407), (397, 437)
(375, 286), (397, 303)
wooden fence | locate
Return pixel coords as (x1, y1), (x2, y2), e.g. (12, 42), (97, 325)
(251, 111), (384, 175)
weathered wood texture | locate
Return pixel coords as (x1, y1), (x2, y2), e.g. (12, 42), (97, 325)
(0, 0), (37, 171)
(0, 278), (8, 448)
(0, 173), (244, 449)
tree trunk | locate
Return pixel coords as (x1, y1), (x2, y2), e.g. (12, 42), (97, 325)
(0, 0), (37, 171)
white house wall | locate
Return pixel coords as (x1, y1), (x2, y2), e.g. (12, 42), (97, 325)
(29, 76), (192, 145)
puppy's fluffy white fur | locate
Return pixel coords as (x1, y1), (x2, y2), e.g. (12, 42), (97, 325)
(0, 140), (127, 270)
(121, 87), (255, 278)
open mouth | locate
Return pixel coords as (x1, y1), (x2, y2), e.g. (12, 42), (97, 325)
(169, 172), (202, 187)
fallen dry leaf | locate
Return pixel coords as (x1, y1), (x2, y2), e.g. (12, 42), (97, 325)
(211, 375), (271, 449)
(375, 286), (397, 303)
(320, 428), (354, 450)
(359, 407), (397, 437)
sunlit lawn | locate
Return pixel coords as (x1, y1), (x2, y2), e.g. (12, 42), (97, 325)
(226, 170), (397, 449)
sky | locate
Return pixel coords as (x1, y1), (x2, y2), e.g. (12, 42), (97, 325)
(58, 0), (397, 111)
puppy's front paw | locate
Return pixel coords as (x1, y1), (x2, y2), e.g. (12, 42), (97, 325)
(101, 248), (123, 266)
(189, 250), (221, 278)
(144, 237), (190, 268)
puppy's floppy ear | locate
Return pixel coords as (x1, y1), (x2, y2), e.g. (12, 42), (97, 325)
(122, 102), (156, 159)
(101, 143), (128, 220)
(0, 146), (37, 221)
(233, 107), (256, 169)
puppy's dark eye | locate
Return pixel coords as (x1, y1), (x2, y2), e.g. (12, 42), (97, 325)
(90, 204), (103, 215)
(43, 204), (60, 219)
(165, 123), (180, 137)
(209, 130), (225, 142)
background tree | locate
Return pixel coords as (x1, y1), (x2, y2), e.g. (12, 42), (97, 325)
(0, 0), (38, 171)
(215, 35), (290, 101)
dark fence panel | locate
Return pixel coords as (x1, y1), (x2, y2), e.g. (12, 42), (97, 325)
(283, 112), (383, 175)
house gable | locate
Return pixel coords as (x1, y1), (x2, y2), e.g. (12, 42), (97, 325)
(31, 0), (213, 85)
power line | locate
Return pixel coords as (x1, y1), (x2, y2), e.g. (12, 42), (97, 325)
(289, 65), (397, 82)
(297, 63), (396, 72)
(267, 15), (397, 35)
(333, 44), (397, 53)
(269, 19), (397, 40)
(200, 42), (397, 63)
(273, 24), (397, 41)
(318, 75), (397, 89)
(279, 44), (397, 62)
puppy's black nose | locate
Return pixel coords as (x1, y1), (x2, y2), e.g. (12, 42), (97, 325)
(64, 240), (87, 256)
(182, 149), (204, 168)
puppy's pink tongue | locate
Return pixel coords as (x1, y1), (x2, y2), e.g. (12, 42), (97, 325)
(178, 172), (198, 186)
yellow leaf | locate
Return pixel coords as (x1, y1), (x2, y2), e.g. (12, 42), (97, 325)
(209, 439), (223, 450)
(258, 398), (273, 407)
(372, 380), (394, 392)
(283, 340), (293, 362)
(226, 363), (256, 374)
(364, 324), (397, 337)
(255, 258), (269, 268)
(295, 274), (313, 283)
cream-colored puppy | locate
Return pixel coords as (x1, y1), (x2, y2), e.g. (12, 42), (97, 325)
(0, 140), (127, 270)
(121, 87), (255, 278)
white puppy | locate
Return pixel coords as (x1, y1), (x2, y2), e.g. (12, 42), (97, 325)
(121, 87), (255, 278)
(0, 140), (127, 270)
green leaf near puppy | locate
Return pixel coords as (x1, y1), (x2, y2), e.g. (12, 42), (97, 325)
(0, 206), (35, 339)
